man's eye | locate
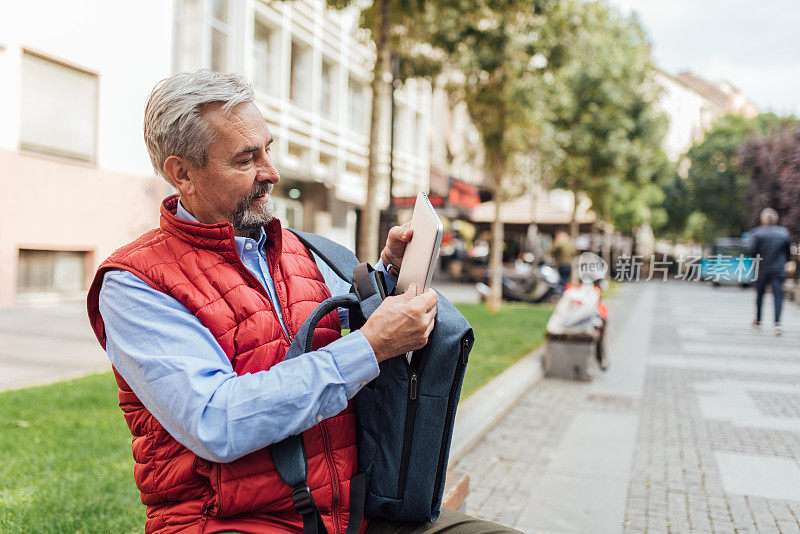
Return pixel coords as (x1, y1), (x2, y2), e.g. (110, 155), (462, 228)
(238, 156), (253, 164)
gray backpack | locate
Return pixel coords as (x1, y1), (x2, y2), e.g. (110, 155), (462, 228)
(270, 231), (473, 533)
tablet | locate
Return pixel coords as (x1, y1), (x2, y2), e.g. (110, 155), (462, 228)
(396, 192), (444, 296)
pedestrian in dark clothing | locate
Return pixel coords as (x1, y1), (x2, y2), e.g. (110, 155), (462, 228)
(749, 208), (792, 335)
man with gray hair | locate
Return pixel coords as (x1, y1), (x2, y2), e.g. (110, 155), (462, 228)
(87, 70), (517, 534)
(749, 208), (792, 335)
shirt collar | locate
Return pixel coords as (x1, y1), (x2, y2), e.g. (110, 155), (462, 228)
(176, 199), (267, 253)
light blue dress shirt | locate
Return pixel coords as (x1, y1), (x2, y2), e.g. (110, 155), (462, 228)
(98, 201), (394, 463)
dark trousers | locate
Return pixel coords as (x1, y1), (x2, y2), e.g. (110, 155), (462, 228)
(755, 272), (786, 324)
(216, 510), (522, 534)
(557, 265), (572, 290)
(365, 509), (522, 534)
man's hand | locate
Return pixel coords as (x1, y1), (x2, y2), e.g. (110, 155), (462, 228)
(360, 284), (438, 363)
(381, 222), (413, 274)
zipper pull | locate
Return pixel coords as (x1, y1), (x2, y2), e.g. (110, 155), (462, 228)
(409, 373), (418, 400)
(461, 338), (470, 364)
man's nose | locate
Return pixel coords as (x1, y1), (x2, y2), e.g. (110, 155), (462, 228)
(256, 153), (280, 184)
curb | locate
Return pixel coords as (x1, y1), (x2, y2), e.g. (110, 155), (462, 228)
(449, 345), (546, 465)
(0, 365), (111, 393)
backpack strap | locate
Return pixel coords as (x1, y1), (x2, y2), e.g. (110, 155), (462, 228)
(270, 293), (369, 534)
(290, 229), (359, 284)
(270, 434), (326, 534)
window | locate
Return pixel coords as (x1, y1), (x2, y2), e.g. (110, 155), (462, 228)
(290, 41), (310, 106)
(348, 77), (367, 134)
(253, 20), (273, 93)
(17, 249), (87, 293)
(210, 0), (231, 72)
(321, 60), (335, 119)
(20, 52), (98, 161)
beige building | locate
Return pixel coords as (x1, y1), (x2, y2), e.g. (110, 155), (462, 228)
(0, 0), (432, 307)
(656, 69), (758, 163)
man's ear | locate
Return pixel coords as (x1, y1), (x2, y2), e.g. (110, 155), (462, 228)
(163, 155), (196, 196)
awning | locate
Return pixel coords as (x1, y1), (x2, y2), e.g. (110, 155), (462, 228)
(470, 195), (596, 225)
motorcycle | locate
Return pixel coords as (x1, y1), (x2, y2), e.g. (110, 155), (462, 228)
(475, 253), (562, 304)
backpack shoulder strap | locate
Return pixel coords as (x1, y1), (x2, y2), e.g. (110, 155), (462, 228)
(270, 435), (327, 534)
(290, 229), (358, 284)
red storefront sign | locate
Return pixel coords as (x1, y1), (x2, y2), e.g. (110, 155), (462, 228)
(448, 179), (480, 209)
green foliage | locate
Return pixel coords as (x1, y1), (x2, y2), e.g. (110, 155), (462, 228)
(544, 0), (672, 233)
(665, 113), (787, 240)
(406, 0), (563, 182)
(0, 372), (143, 533)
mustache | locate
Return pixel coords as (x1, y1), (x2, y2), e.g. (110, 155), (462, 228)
(243, 182), (273, 203)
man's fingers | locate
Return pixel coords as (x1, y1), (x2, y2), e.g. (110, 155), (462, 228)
(413, 289), (438, 312)
(422, 314), (436, 338)
(387, 222), (413, 243)
(423, 305), (437, 325)
(404, 283), (418, 298)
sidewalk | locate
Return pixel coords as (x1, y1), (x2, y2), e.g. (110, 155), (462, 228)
(0, 303), (109, 391)
(454, 281), (800, 533)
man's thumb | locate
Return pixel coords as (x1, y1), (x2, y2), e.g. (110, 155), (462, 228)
(405, 283), (418, 297)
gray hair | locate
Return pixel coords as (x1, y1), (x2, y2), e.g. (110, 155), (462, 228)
(143, 70), (254, 180)
(760, 208), (779, 225)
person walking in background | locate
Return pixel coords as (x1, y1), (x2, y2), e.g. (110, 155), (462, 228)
(551, 229), (577, 291)
(749, 208), (792, 335)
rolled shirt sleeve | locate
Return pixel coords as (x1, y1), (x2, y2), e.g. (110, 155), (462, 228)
(99, 269), (379, 464)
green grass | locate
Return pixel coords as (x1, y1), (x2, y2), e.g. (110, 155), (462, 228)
(0, 302), (550, 531)
(0, 372), (143, 533)
(456, 303), (552, 398)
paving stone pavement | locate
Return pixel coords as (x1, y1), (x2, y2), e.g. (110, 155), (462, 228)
(454, 281), (800, 533)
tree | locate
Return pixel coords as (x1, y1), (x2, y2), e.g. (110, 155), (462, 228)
(739, 120), (800, 239)
(544, 1), (671, 241)
(669, 113), (786, 241)
(413, 0), (569, 311)
(325, 0), (394, 262)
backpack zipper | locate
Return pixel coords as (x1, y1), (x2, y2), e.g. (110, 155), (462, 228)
(431, 335), (471, 511)
(397, 370), (419, 498)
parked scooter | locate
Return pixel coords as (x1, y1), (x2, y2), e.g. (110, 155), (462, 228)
(475, 253), (562, 304)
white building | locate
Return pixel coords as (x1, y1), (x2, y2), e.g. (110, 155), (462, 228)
(175, 0), (431, 250)
(0, 0), (432, 307)
(655, 69), (758, 164)
(0, 0), (173, 307)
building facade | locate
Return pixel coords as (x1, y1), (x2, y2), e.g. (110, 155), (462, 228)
(656, 69), (758, 164)
(0, 0), (432, 307)
(0, 0), (173, 307)
(174, 0), (431, 251)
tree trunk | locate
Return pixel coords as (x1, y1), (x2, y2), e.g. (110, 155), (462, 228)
(602, 223), (612, 266)
(570, 183), (579, 239)
(358, 0), (391, 262)
(487, 150), (505, 312)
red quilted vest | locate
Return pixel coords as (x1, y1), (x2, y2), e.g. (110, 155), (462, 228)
(87, 195), (363, 534)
